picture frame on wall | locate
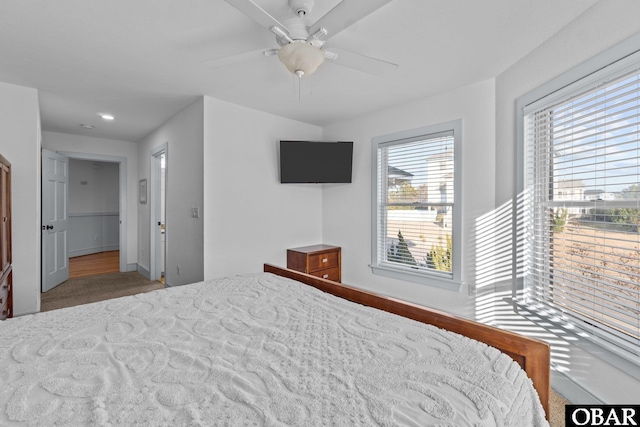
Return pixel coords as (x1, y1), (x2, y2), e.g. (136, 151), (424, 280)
(139, 179), (147, 204)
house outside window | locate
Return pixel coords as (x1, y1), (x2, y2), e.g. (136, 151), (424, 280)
(371, 120), (462, 290)
(522, 51), (640, 359)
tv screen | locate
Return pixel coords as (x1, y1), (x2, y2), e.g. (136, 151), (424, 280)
(280, 141), (353, 183)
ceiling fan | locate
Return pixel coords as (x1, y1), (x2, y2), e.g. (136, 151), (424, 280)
(205, 0), (398, 79)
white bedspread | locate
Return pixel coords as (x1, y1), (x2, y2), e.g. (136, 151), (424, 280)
(0, 273), (548, 426)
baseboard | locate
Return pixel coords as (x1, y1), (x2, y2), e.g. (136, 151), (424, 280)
(69, 245), (119, 258)
(551, 370), (602, 404)
(126, 263), (138, 272)
(136, 265), (150, 279)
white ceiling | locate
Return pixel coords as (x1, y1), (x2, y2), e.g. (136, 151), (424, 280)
(0, 0), (598, 142)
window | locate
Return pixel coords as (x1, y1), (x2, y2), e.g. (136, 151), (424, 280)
(371, 120), (462, 289)
(523, 52), (640, 358)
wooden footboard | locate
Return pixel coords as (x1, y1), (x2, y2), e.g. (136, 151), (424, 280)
(264, 264), (550, 419)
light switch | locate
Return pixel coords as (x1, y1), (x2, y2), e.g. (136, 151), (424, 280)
(191, 207), (199, 218)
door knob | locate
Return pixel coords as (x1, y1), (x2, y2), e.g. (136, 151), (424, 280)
(46, 225), (54, 230)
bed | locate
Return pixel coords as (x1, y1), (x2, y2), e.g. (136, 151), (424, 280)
(0, 265), (550, 426)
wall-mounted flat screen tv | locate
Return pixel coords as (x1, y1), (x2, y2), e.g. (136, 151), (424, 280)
(280, 140), (353, 183)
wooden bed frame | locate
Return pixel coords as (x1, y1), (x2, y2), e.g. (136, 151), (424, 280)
(264, 264), (550, 419)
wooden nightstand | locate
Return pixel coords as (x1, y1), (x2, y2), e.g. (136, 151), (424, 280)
(287, 244), (341, 282)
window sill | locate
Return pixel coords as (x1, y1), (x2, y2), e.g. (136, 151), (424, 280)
(370, 264), (462, 291)
(512, 299), (640, 378)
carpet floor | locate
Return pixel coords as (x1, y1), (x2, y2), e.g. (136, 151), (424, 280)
(550, 389), (570, 427)
(40, 271), (570, 425)
(40, 271), (165, 312)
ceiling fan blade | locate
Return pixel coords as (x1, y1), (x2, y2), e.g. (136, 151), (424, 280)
(203, 49), (277, 68)
(224, 0), (290, 34)
(309, 0), (393, 40)
(326, 48), (398, 77)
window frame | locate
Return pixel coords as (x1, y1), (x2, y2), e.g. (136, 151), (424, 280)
(371, 120), (463, 290)
(516, 38), (640, 364)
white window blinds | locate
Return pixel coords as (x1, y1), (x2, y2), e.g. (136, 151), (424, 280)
(524, 61), (640, 356)
(376, 131), (455, 279)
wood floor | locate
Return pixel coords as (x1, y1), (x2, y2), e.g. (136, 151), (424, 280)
(69, 250), (120, 279)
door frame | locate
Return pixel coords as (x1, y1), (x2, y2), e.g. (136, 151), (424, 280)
(149, 143), (167, 282)
(57, 151), (128, 272)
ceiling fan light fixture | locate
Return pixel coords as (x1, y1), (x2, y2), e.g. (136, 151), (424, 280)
(277, 41), (324, 78)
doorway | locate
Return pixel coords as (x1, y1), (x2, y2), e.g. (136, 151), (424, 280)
(41, 150), (128, 292)
(150, 144), (167, 283)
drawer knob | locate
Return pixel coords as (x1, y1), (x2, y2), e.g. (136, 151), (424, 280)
(322, 258), (328, 263)
(322, 274), (329, 279)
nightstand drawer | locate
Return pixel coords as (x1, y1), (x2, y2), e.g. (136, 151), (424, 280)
(309, 267), (340, 282)
(307, 251), (339, 272)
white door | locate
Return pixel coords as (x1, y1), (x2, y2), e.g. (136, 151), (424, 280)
(42, 149), (69, 292)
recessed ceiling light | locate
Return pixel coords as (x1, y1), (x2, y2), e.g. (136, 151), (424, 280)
(80, 124), (95, 129)
(99, 113), (115, 121)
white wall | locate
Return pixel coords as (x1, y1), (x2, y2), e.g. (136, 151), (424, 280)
(42, 131), (138, 268)
(322, 79), (496, 318)
(203, 97), (323, 278)
(0, 82), (41, 316)
(138, 98), (204, 286)
(495, 0), (640, 404)
(68, 159), (119, 213)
